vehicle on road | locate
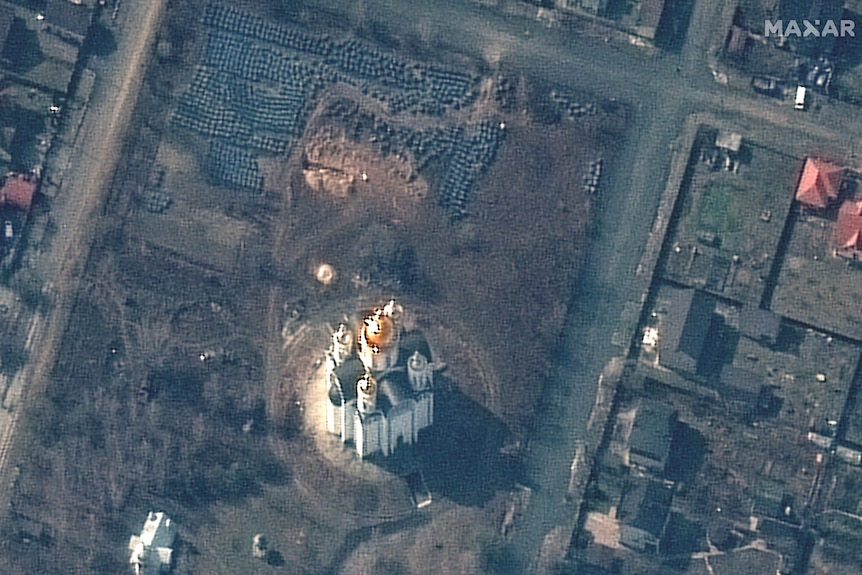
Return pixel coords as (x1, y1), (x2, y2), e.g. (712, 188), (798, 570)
(795, 85), (807, 110)
(751, 75), (785, 98)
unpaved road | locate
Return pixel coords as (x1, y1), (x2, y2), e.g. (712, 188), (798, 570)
(0, 0), (169, 510)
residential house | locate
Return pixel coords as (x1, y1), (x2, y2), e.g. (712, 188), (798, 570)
(795, 157), (844, 209)
(129, 512), (176, 575)
(618, 477), (674, 553)
(628, 398), (678, 474)
(657, 285), (715, 375)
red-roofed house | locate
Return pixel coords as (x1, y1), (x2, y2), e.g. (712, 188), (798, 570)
(796, 157), (844, 209)
(834, 200), (862, 257)
(0, 173), (37, 211)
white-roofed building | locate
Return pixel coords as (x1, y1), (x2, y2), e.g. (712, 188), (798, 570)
(129, 511), (176, 574)
(325, 301), (435, 458)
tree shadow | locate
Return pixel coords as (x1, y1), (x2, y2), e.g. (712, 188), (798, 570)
(323, 514), (429, 575)
(82, 22), (117, 58)
(8, 107), (47, 171)
(265, 549), (285, 567)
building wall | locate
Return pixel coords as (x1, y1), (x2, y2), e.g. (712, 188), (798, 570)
(387, 403), (415, 451)
(628, 450), (665, 474)
(413, 392), (434, 438)
(328, 387), (434, 457)
(619, 524), (657, 553)
(356, 412), (384, 457)
(327, 400), (341, 436)
(343, 399), (355, 442)
(353, 395), (436, 458)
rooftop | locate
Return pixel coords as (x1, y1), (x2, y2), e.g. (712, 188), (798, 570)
(738, 305), (781, 345)
(619, 476), (674, 540)
(129, 511), (175, 574)
(44, 0), (93, 40)
(795, 157), (844, 209)
(629, 399), (677, 467)
(0, 173), (37, 211)
(833, 200), (862, 251)
(715, 131), (742, 153)
(657, 285), (715, 373)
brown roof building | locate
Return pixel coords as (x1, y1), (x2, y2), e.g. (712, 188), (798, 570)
(795, 157), (844, 209)
(833, 200), (862, 253)
(0, 173), (37, 211)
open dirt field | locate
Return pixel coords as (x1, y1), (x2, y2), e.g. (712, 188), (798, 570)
(271, 100), (618, 437)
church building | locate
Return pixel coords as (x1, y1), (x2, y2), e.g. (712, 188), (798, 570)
(325, 301), (434, 458)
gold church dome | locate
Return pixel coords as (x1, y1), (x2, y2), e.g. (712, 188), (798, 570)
(361, 313), (394, 350)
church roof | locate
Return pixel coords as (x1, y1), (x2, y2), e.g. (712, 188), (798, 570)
(329, 324), (433, 413)
(330, 356), (363, 405)
(362, 313), (394, 350)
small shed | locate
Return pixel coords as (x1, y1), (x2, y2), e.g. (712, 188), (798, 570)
(129, 512), (176, 575)
(715, 131), (742, 154)
(738, 306), (781, 346)
(629, 399), (678, 473)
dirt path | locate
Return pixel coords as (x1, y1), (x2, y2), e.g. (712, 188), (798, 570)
(0, 0), (169, 510)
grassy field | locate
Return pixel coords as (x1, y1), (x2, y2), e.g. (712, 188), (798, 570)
(696, 180), (749, 254)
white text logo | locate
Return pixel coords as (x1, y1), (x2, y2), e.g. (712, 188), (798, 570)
(764, 20), (856, 38)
